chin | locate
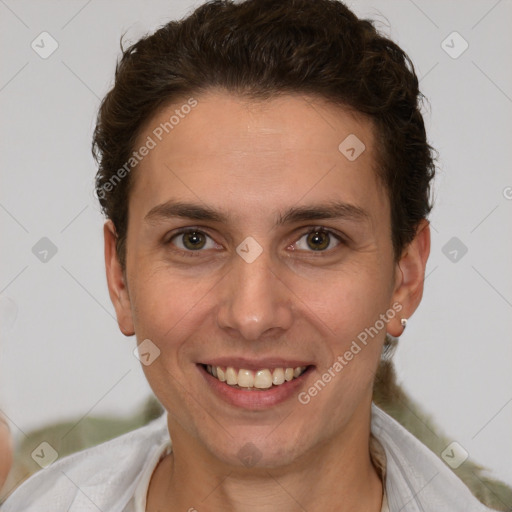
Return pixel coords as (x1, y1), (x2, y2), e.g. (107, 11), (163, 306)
(196, 423), (311, 470)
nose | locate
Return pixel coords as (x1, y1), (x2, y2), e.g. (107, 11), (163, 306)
(216, 245), (294, 341)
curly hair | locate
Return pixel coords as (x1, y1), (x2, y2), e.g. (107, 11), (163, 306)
(93, 0), (436, 269)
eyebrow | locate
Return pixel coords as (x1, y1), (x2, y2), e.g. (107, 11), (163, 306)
(144, 199), (370, 226)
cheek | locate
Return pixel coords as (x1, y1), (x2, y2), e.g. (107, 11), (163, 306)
(129, 268), (222, 388)
(132, 272), (212, 415)
(299, 263), (392, 336)
(296, 273), (390, 419)
(299, 272), (393, 403)
(131, 269), (209, 335)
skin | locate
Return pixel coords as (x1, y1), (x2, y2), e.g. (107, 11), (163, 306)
(0, 414), (12, 490)
(105, 90), (430, 511)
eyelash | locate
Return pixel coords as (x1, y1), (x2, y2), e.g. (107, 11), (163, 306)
(165, 226), (346, 257)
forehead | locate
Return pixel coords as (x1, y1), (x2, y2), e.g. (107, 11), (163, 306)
(129, 90), (387, 225)
(150, 91), (374, 155)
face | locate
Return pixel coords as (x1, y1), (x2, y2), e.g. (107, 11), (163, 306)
(105, 91), (429, 469)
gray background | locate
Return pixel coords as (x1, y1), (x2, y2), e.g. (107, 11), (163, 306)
(1, 0), (511, 486)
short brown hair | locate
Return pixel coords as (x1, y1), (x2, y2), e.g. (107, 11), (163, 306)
(93, 0), (436, 269)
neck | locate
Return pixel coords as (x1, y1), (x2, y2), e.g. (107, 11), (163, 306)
(147, 402), (383, 512)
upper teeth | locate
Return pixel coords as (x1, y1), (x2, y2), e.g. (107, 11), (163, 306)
(206, 365), (307, 389)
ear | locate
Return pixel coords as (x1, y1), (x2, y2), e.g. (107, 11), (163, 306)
(387, 219), (431, 337)
(104, 220), (135, 336)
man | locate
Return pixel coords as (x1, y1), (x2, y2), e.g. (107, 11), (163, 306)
(1, 0), (502, 510)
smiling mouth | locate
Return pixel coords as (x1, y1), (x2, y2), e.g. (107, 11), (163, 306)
(201, 364), (310, 390)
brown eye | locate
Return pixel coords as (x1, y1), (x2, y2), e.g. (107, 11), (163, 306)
(182, 231), (206, 250)
(307, 231), (330, 250)
(169, 230), (216, 251)
(295, 229), (341, 252)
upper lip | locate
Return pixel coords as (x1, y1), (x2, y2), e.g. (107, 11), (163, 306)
(200, 357), (313, 371)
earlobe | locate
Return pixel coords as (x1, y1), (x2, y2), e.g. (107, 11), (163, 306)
(104, 220), (135, 336)
(388, 220), (431, 337)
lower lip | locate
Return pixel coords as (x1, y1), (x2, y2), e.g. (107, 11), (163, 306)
(198, 364), (312, 410)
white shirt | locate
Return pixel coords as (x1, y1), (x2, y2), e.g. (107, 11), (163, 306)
(2, 403), (492, 511)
